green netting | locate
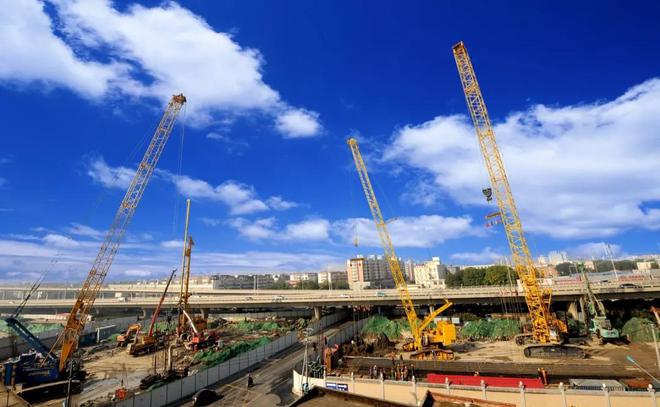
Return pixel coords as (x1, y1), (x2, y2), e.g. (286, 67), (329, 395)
(235, 321), (282, 332)
(0, 320), (62, 335)
(361, 316), (411, 341)
(622, 317), (659, 342)
(460, 319), (520, 340)
(193, 337), (271, 368)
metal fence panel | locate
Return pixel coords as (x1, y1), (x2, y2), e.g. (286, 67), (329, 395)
(196, 369), (208, 390)
(219, 361), (230, 379)
(229, 358), (239, 375)
(134, 392), (151, 406)
(116, 399), (133, 407)
(181, 375), (196, 398)
(208, 364), (220, 384)
(151, 385), (167, 406)
(166, 380), (182, 403)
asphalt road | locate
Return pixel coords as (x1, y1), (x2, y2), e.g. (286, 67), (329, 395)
(175, 342), (308, 407)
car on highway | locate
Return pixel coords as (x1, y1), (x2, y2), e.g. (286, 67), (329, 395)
(339, 293), (350, 298)
(376, 291), (386, 297)
(272, 295), (285, 302)
(619, 283), (641, 289)
(192, 388), (221, 406)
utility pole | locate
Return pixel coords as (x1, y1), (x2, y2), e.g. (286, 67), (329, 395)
(606, 244), (619, 281)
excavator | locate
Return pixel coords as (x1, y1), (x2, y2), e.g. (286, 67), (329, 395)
(347, 138), (456, 359)
(3, 94), (186, 401)
(116, 323), (142, 347)
(128, 268), (177, 356)
(576, 263), (621, 344)
(452, 42), (584, 358)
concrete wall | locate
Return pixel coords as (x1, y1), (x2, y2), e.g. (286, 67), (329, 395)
(293, 370), (658, 407)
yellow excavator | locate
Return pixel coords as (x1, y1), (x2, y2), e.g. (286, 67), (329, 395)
(116, 323), (142, 347)
(348, 138), (456, 359)
(452, 42), (584, 358)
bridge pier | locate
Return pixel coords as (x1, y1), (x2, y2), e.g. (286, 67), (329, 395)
(201, 308), (210, 320)
(313, 306), (322, 321)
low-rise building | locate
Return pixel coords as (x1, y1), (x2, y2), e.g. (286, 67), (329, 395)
(317, 271), (348, 287)
(289, 272), (318, 287)
(413, 257), (446, 288)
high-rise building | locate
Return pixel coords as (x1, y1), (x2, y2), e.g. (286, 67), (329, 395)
(318, 271), (348, 287)
(404, 259), (415, 282)
(288, 272), (318, 287)
(413, 257), (446, 288)
(548, 251), (568, 265)
(346, 255), (398, 290)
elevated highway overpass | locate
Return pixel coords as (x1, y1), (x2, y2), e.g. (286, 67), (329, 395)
(1, 280), (658, 316)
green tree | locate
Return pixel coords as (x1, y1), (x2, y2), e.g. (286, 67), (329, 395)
(319, 281), (329, 290)
(462, 267), (486, 286)
(301, 280), (320, 289)
(484, 265), (512, 285)
(335, 281), (350, 289)
(555, 262), (573, 276)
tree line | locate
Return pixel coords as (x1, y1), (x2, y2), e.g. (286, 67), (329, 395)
(445, 265), (514, 288)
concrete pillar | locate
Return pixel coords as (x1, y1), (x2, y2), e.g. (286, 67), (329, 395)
(518, 382), (526, 407)
(201, 308), (210, 320)
(602, 383), (611, 407)
(379, 372), (384, 399)
(445, 377), (451, 395)
(141, 308), (148, 319)
(567, 301), (580, 321)
(648, 384), (657, 407)
(412, 376), (417, 405)
(481, 379), (487, 400)
(313, 306), (322, 321)
(559, 382), (567, 407)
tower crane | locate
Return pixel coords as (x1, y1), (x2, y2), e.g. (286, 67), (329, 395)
(52, 94), (187, 372)
(347, 138), (455, 355)
(452, 42), (583, 358)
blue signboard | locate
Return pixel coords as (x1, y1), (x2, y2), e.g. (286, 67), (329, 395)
(326, 382), (349, 392)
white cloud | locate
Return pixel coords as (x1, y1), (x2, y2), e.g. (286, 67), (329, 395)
(228, 217), (278, 240)
(285, 219), (330, 240)
(0, 0), (123, 98)
(66, 223), (104, 239)
(228, 217), (330, 242)
(275, 108), (322, 138)
(169, 175), (268, 215)
(1, 0), (320, 136)
(43, 233), (80, 248)
(333, 215), (477, 248)
(160, 240), (182, 249)
(567, 242), (621, 259)
(385, 78), (660, 239)
(123, 269), (152, 277)
(267, 196), (298, 211)
(450, 247), (504, 264)
(87, 157), (135, 189)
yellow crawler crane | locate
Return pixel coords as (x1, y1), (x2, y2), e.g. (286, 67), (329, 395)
(347, 138), (456, 356)
(452, 42), (584, 358)
(53, 94), (187, 371)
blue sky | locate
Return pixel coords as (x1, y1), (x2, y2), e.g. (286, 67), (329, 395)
(1, 0), (659, 281)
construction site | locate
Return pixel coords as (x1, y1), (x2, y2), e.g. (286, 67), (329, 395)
(1, 40), (659, 407)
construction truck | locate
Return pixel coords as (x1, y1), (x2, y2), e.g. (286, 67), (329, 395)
(3, 95), (186, 402)
(347, 138), (456, 359)
(116, 323), (142, 347)
(576, 263), (621, 344)
(452, 43), (583, 358)
(128, 268), (177, 356)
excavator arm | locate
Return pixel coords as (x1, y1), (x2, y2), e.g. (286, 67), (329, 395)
(53, 94), (186, 371)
